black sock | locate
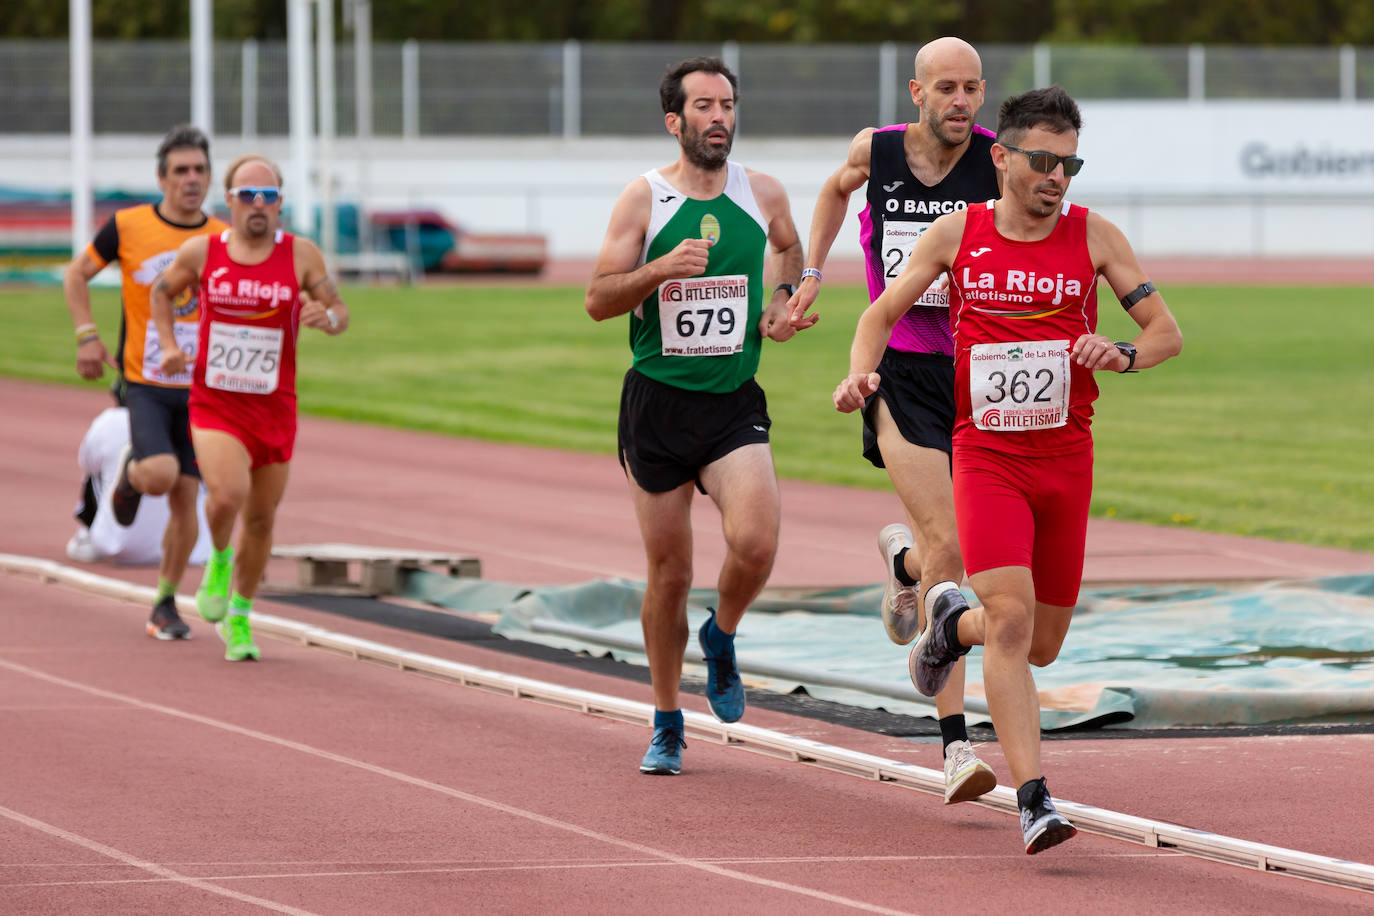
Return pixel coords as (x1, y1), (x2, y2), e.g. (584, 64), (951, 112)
(75, 477), (97, 527)
(1017, 776), (1048, 811)
(938, 714), (968, 755)
(943, 605), (968, 653)
(892, 547), (918, 586)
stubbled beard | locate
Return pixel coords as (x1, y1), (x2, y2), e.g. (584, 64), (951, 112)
(682, 123), (733, 170)
(243, 214), (271, 238)
(925, 104), (972, 148)
(1026, 182), (1062, 217)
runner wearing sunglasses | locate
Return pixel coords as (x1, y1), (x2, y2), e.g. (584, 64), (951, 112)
(61, 124), (226, 641)
(149, 153), (351, 662)
(787, 36), (1000, 805)
(836, 86), (1182, 854)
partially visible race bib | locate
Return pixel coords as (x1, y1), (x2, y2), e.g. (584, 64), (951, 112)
(881, 220), (946, 306)
(205, 321), (282, 394)
(142, 321), (199, 385)
(969, 339), (1070, 431)
(657, 274), (748, 357)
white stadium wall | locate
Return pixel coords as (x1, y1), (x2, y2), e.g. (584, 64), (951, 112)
(4, 100), (1373, 259)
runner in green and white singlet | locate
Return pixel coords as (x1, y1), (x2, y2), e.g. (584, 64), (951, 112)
(586, 57), (807, 777)
(630, 162), (768, 394)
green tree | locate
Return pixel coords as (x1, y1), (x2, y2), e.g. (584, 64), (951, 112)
(2, 0), (1371, 44)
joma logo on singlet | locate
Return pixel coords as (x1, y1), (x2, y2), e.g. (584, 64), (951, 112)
(208, 278), (295, 303)
(885, 199), (968, 215)
(961, 268), (1082, 303)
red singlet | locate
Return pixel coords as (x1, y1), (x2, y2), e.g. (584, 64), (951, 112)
(189, 229), (304, 469)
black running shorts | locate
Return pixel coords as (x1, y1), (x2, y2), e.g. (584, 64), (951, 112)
(861, 348), (955, 468)
(617, 368), (771, 494)
(123, 381), (199, 477)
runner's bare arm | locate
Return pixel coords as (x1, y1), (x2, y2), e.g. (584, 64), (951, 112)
(835, 211), (964, 412)
(149, 236), (209, 377)
(749, 169), (805, 342)
(585, 178), (712, 322)
(788, 128), (875, 329)
(295, 238), (350, 335)
(1075, 212), (1183, 373)
(62, 250), (117, 379)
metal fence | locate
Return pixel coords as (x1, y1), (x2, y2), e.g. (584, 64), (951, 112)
(3, 40), (1372, 138)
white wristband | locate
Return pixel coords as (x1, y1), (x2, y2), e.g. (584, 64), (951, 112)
(801, 267), (823, 284)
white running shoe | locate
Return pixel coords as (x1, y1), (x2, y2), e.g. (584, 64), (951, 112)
(877, 523), (921, 645)
(943, 740), (997, 804)
(66, 527), (100, 563)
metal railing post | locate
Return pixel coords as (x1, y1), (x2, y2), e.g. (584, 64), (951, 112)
(562, 39), (581, 139)
(879, 42), (897, 126)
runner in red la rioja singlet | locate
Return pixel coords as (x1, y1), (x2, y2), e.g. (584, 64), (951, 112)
(148, 153), (350, 664)
(834, 86), (1182, 855)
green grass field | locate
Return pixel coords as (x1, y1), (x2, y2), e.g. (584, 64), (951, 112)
(4, 281), (1372, 552)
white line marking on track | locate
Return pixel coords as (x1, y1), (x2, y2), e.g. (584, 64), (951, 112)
(0, 658), (916, 916)
(5, 851), (1176, 889)
(0, 804), (320, 915)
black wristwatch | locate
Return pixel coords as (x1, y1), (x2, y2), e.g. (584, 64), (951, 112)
(1114, 341), (1138, 373)
(774, 283), (797, 297)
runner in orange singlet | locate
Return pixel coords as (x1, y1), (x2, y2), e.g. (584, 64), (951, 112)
(62, 124), (226, 640)
(836, 86), (1182, 854)
(150, 154), (350, 662)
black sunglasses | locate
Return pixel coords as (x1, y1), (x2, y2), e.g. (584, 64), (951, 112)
(1000, 143), (1084, 177)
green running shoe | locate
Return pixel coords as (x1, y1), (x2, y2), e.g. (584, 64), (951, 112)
(219, 613), (260, 661)
(196, 556), (233, 622)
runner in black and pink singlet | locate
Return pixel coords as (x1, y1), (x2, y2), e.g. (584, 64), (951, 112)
(836, 87), (1181, 855)
(788, 37), (1002, 806)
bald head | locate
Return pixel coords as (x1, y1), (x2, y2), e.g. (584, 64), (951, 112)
(908, 37), (985, 148)
(913, 37), (982, 85)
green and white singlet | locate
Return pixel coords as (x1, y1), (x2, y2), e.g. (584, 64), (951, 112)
(629, 162), (768, 394)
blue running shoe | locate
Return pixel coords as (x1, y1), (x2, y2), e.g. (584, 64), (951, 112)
(698, 609), (745, 723)
(909, 582), (970, 697)
(639, 726), (686, 775)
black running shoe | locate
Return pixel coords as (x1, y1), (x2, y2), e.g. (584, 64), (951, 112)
(909, 582), (970, 697)
(146, 595), (191, 640)
(111, 444), (142, 527)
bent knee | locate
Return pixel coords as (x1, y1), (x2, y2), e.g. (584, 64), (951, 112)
(135, 463), (179, 496)
(727, 532), (777, 573)
(1028, 647), (1062, 668)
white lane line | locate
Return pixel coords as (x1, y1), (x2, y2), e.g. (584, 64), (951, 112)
(0, 804), (319, 915)
(0, 658), (915, 916)
(0, 851), (1169, 871)
(5, 851), (1175, 889)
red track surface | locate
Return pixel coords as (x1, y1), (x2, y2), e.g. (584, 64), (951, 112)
(3, 378), (1374, 913)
